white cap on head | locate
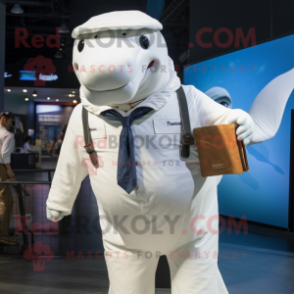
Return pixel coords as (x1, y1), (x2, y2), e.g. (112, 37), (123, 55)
(72, 10), (163, 39)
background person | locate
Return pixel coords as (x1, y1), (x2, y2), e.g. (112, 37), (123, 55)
(23, 136), (34, 153)
(49, 132), (64, 157)
(0, 111), (18, 246)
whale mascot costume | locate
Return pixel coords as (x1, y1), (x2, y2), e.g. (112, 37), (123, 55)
(46, 11), (265, 294)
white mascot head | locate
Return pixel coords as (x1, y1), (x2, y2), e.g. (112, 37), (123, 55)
(72, 10), (179, 108)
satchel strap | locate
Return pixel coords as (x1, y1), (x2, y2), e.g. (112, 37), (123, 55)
(176, 86), (195, 158)
(82, 106), (99, 168)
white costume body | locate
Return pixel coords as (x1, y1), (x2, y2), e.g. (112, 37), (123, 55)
(47, 71), (250, 294)
(46, 11), (260, 294)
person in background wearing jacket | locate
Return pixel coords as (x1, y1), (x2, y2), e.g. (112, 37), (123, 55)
(0, 111), (18, 246)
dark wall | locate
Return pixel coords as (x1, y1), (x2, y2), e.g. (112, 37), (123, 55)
(69, 0), (147, 31)
(26, 99), (35, 134)
(4, 0), (149, 89)
(189, 0), (294, 64)
(0, 0), (6, 112)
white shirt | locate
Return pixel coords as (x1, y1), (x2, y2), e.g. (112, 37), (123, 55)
(0, 125), (15, 164)
(23, 142), (32, 153)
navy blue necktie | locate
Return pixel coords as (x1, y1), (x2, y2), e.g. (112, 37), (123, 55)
(100, 107), (153, 194)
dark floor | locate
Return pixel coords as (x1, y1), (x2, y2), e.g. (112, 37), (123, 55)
(1, 241), (293, 294)
(0, 159), (293, 294)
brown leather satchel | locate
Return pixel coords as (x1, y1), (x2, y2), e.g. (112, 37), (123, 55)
(192, 124), (249, 177)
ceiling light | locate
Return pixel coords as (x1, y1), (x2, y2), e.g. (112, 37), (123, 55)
(69, 94), (75, 97)
(7, 89), (11, 92)
(59, 23), (69, 34)
(32, 91), (37, 97)
(55, 49), (63, 58)
(56, 99), (59, 101)
(11, 3), (24, 14)
(72, 91), (76, 93)
(24, 98), (29, 101)
(73, 100), (78, 104)
(22, 89), (27, 92)
(47, 97), (50, 100)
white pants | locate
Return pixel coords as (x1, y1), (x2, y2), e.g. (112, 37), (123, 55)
(103, 229), (229, 294)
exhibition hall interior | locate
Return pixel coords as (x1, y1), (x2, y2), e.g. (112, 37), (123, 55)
(0, 0), (294, 293)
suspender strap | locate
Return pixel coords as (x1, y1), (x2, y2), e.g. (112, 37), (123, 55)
(82, 106), (99, 168)
(176, 86), (195, 158)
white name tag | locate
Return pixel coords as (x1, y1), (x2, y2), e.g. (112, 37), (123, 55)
(88, 119), (107, 139)
(153, 118), (182, 134)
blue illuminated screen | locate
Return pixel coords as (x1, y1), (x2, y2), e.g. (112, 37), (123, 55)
(184, 34), (294, 228)
(19, 70), (36, 81)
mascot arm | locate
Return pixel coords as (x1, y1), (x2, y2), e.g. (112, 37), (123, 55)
(46, 104), (88, 222)
(190, 86), (255, 146)
(248, 67), (294, 145)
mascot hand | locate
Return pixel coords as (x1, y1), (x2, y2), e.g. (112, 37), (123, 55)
(227, 111), (255, 146)
(46, 207), (66, 222)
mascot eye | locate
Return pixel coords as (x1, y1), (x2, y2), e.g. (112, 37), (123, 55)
(220, 102), (229, 108)
(78, 40), (84, 52)
(139, 35), (149, 49)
